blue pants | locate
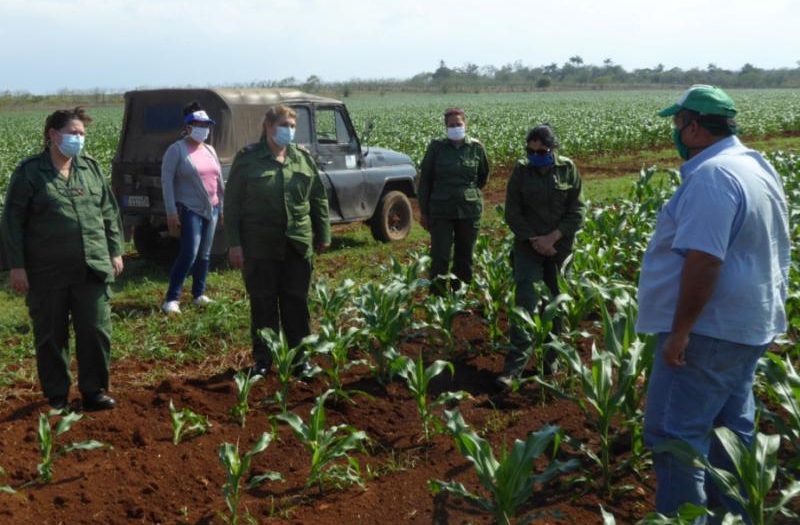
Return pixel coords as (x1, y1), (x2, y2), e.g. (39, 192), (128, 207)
(644, 332), (767, 523)
(165, 203), (219, 302)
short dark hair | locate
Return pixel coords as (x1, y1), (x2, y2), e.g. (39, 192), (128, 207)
(183, 101), (203, 117)
(443, 107), (466, 122)
(680, 109), (737, 137)
(43, 106), (92, 148)
(526, 124), (558, 149)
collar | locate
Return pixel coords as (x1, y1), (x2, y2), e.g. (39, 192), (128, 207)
(680, 135), (741, 181)
(38, 150), (90, 173)
(256, 138), (297, 163)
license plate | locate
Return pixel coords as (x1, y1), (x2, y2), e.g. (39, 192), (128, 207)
(125, 195), (150, 208)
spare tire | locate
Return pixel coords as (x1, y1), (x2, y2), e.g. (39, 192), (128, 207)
(370, 190), (412, 242)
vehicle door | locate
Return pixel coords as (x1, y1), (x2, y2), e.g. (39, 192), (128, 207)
(313, 105), (368, 221)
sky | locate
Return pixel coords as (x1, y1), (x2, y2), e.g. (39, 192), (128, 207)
(1, 0), (798, 94)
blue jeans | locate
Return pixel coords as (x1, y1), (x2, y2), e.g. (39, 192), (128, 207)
(165, 203), (219, 302)
(644, 332), (767, 524)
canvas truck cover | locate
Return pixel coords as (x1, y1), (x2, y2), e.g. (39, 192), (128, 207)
(115, 88), (342, 165)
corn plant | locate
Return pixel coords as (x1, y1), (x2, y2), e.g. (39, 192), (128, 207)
(275, 389), (367, 494)
(600, 504), (713, 524)
(508, 290), (572, 380)
(311, 278), (356, 330)
(260, 328), (316, 413)
(397, 353), (468, 441)
(656, 428), (800, 525)
(311, 326), (369, 403)
(429, 410), (578, 525)
(385, 251), (431, 291)
(599, 296), (654, 469)
(761, 353), (800, 470)
(353, 281), (415, 384)
(472, 234), (514, 344)
(230, 370), (261, 427)
(421, 287), (468, 356)
(219, 432), (282, 525)
(170, 399), (211, 444)
(0, 466), (14, 494)
(539, 342), (641, 495)
(35, 411), (105, 484)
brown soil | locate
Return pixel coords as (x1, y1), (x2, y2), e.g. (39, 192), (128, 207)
(0, 311), (662, 525)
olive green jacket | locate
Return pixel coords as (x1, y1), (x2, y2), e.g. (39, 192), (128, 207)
(418, 137), (490, 219)
(504, 155), (585, 259)
(224, 140), (331, 260)
(0, 150), (123, 289)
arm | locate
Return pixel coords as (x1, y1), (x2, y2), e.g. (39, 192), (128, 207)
(504, 164), (535, 240)
(161, 143), (181, 235)
(309, 162), (331, 252)
(662, 250), (722, 366)
(1, 168), (32, 293)
(99, 172), (125, 276)
(556, 163), (585, 238)
(476, 144), (489, 189)
(417, 140), (437, 219)
(223, 156), (244, 267)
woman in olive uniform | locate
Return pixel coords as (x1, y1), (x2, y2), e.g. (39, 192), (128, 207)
(418, 107), (489, 294)
(499, 125), (585, 387)
(224, 105), (330, 376)
(1, 107), (123, 410)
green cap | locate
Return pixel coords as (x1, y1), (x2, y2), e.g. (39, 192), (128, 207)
(658, 84), (737, 118)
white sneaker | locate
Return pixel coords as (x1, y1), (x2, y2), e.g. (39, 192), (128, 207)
(161, 300), (181, 314)
(193, 295), (213, 306)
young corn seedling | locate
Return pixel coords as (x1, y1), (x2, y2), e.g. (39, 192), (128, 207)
(311, 278), (356, 331)
(397, 353), (469, 442)
(170, 399), (211, 444)
(538, 342), (640, 495)
(656, 428), (800, 525)
(761, 353), (800, 470)
(260, 328), (317, 413)
(353, 281), (415, 384)
(312, 325), (369, 403)
(0, 466), (15, 494)
(600, 503), (712, 525)
(219, 432), (282, 525)
(35, 411), (105, 484)
(275, 389), (367, 494)
(385, 251), (430, 291)
(509, 289), (571, 383)
(430, 410), (577, 525)
(472, 235), (514, 344)
(230, 370), (262, 427)
(422, 287), (468, 356)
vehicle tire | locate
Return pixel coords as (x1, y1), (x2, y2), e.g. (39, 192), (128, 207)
(370, 190), (412, 242)
(133, 222), (178, 264)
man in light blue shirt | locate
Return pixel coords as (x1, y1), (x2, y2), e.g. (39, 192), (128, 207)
(636, 85), (790, 523)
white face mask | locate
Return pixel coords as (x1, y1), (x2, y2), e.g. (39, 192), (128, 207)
(189, 126), (210, 143)
(447, 125), (466, 141)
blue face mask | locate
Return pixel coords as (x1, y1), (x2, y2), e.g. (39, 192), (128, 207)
(273, 126), (295, 147)
(57, 132), (85, 157)
(527, 152), (554, 168)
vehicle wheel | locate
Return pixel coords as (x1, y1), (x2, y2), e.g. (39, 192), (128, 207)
(370, 190), (412, 242)
(133, 222), (178, 264)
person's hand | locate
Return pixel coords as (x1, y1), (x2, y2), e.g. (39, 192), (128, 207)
(228, 246), (244, 269)
(166, 213), (181, 238)
(529, 235), (557, 256)
(315, 242), (330, 254)
(9, 268), (29, 294)
(419, 214), (429, 232)
(662, 332), (689, 367)
(111, 256), (124, 277)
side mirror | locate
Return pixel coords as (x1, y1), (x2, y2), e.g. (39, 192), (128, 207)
(361, 119), (375, 145)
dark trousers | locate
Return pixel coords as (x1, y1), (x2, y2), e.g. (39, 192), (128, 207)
(27, 271), (111, 399)
(243, 247), (312, 364)
(429, 216), (480, 294)
(504, 246), (563, 374)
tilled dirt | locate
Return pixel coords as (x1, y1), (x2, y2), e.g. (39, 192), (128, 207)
(0, 311), (660, 525)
